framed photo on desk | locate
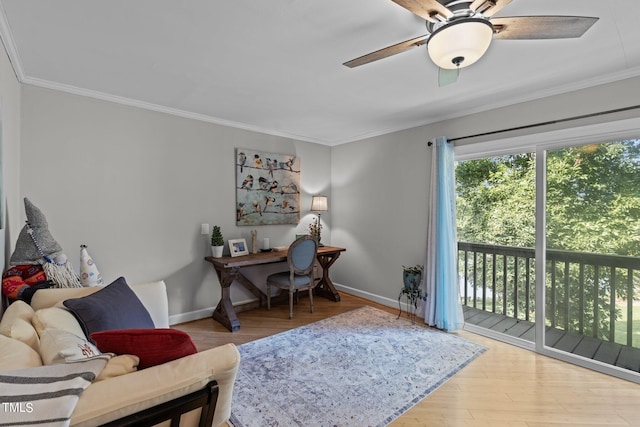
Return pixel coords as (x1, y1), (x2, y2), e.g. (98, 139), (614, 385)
(229, 238), (249, 257)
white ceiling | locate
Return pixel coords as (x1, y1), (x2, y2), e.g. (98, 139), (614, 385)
(1, 0), (639, 146)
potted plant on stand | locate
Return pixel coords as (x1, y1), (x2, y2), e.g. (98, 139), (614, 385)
(211, 226), (225, 258)
(402, 264), (423, 291)
(398, 264), (423, 323)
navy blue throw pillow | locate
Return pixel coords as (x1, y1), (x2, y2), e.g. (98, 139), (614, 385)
(63, 276), (155, 339)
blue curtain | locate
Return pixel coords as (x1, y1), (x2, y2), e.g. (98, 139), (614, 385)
(422, 136), (464, 331)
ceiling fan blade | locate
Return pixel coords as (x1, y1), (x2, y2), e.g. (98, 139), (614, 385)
(390, 0), (452, 22)
(492, 16), (599, 39)
(469, 0), (512, 17)
(343, 35), (428, 68)
(438, 67), (459, 87)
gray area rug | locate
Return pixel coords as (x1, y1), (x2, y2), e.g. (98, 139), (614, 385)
(229, 306), (486, 427)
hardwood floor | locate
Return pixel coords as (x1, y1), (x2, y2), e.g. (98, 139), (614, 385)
(174, 293), (640, 427)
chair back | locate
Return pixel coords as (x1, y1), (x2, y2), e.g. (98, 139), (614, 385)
(287, 235), (318, 275)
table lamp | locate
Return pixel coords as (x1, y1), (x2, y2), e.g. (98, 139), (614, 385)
(310, 195), (328, 246)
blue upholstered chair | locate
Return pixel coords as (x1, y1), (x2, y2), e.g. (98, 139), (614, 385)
(266, 235), (318, 319)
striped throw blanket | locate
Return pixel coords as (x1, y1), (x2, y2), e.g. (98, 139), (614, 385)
(0, 355), (109, 427)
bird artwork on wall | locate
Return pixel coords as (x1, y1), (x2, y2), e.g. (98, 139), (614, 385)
(235, 148), (300, 225)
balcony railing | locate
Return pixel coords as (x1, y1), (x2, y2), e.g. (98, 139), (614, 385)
(458, 241), (640, 347)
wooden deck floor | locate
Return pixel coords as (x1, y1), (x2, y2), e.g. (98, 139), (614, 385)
(463, 305), (640, 372)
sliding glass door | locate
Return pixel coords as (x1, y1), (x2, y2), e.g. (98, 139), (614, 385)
(544, 140), (640, 371)
(456, 130), (640, 380)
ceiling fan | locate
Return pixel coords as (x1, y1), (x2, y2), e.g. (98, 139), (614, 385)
(343, 0), (598, 86)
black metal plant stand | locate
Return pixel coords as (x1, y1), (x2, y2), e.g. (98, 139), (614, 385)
(398, 287), (422, 324)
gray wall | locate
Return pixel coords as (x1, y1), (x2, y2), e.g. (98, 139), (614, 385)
(0, 38), (22, 281)
(330, 126), (430, 304)
(330, 76), (640, 307)
(20, 86), (331, 323)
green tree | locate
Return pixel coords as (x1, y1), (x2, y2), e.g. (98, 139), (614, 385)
(456, 153), (535, 247)
(546, 141), (640, 256)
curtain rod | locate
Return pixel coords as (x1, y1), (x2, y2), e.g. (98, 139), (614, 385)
(446, 105), (640, 143)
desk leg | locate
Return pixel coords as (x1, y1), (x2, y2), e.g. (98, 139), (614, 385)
(235, 272), (266, 307)
(314, 252), (341, 302)
(212, 268), (240, 332)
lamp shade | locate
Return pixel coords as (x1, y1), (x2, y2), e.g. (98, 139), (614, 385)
(427, 18), (494, 70)
(310, 195), (328, 212)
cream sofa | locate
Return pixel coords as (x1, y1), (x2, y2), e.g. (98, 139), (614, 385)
(0, 280), (240, 427)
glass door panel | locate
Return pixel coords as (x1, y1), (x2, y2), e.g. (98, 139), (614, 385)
(545, 139), (640, 371)
(457, 154), (536, 342)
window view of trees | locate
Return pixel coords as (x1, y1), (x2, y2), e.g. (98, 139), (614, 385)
(457, 153), (535, 248)
(456, 139), (640, 347)
(547, 141), (640, 256)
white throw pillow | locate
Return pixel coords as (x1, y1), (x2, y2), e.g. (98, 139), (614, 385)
(39, 328), (101, 365)
(0, 334), (43, 370)
(32, 307), (85, 339)
(0, 300), (35, 337)
(9, 318), (41, 352)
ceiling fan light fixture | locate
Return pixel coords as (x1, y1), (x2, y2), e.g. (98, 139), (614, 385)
(427, 18), (494, 69)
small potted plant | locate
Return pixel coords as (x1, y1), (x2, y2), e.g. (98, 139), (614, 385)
(402, 264), (423, 291)
(309, 217), (323, 245)
(211, 225), (225, 258)
(399, 264), (423, 323)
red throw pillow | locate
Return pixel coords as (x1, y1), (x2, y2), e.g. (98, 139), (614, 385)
(90, 328), (197, 369)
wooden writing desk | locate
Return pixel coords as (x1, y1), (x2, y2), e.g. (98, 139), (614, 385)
(205, 246), (346, 332)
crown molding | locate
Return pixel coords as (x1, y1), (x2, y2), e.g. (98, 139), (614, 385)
(0, 2), (25, 81)
(15, 66), (640, 149)
(21, 75), (338, 146)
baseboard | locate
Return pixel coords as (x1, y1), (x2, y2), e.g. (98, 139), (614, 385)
(169, 308), (213, 326)
(168, 297), (260, 325)
(333, 282), (418, 313)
